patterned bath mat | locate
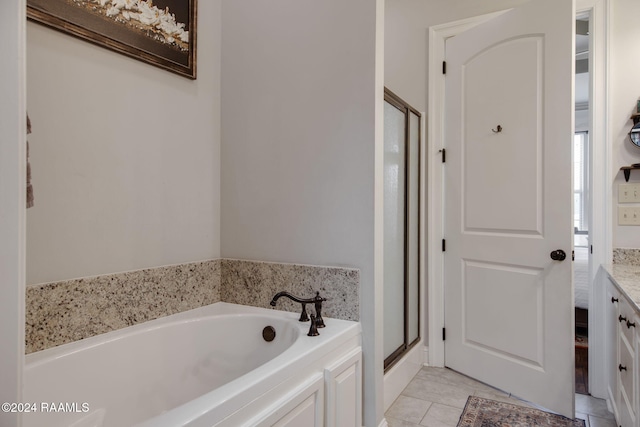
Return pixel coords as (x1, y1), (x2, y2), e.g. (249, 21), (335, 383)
(457, 396), (586, 427)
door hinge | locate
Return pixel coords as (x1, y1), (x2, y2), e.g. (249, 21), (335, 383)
(572, 250), (575, 261)
(441, 148), (446, 163)
(442, 327), (446, 341)
(442, 239), (446, 252)
(590, 245), (593, 254)
(442, 61), (447, 74)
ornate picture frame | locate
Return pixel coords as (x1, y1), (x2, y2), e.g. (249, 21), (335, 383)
(27, 0), (197, 79)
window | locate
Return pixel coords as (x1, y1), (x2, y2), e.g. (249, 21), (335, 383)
(574, 131), (589, 246)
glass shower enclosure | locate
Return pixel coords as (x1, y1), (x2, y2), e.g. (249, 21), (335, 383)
(383, 88), (421, 370)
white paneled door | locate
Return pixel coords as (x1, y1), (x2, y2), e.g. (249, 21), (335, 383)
(444, 0), (575, 417)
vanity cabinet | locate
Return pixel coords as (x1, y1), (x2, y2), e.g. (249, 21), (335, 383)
(606, 277), (639, 427)
(618, 298), (636, 427)
(635, 319), (640, 427)
(607, 279), (621, 419)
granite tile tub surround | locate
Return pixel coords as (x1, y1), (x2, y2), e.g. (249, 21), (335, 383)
(26, 258), (360, 354)
(221, 259), (360, 322)
(26, 259), (221, 354)
(613, 248), (640, 266)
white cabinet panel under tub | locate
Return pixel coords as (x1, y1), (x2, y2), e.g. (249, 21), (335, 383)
(239, 374), (325, 427)
(324, 348), (363, 427)
(22, 302), (362, 427)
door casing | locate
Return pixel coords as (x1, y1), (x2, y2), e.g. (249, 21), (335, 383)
(0, 2), (27, 427)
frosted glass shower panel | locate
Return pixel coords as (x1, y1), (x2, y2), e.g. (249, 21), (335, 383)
(383, 100), (406, 360)
(383, 89), (422, 370)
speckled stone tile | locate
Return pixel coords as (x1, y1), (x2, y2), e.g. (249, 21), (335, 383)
(220, 259), (359, 321)
(613, 248), (640, 266)
(603, 263), (640, 314)
(26, 259), (220, 354)
(26, 258), (359, 353)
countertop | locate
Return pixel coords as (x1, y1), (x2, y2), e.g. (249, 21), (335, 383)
(603, 263), (640, 313)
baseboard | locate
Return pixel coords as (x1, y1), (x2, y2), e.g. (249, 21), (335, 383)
(383, 343), (425, 411)
(423, 346), (429, 366)
(378, 419), (389, 427)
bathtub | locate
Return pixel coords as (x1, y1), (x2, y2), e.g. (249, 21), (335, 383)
(23, 302), (362, 427)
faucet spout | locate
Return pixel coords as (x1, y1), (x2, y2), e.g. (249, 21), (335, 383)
(269, 291), (327, 327)
(270, 291), (310, 321)
(270, 291), (313, 306)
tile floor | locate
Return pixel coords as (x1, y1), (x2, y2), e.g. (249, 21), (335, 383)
(385, 367), (617, 427)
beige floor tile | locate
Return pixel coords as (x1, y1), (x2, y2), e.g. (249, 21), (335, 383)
(575, 394), (615, 420)
(387, 416), (422, 427)
(416, 366), (507, 395)
(588, 415), (618, 427)
(575, 412), (590, 427)
(388, 367), (613, 427)
(416, 367), (473, 386)
(474, 390), (538, 409)
(401, 377), (472, 409)
(386, 395), (432, 424)
(471, 388), (509, 401)
(419, 403), (463, 427)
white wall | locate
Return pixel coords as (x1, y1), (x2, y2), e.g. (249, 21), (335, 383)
(26, 2), (385, 423)
(0, 1), (26, 425)
(26, 1), (221, 284)
(611, 0), (640, 248)
(220, 0), (382, 424)
(384, 0), (529, 113)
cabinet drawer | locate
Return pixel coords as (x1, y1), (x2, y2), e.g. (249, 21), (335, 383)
(619, 298), (636, 346)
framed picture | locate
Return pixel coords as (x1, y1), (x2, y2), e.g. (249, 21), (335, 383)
(27, 0), (197, 79)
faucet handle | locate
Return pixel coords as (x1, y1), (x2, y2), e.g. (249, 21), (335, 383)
(299, 303), (309, 322)
(314, 291), (326, 302)
(308, 314), (320, 336)
(312, 292), (326, 328)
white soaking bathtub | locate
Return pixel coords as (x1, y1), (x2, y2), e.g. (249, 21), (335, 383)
(23, 302), (362, 427)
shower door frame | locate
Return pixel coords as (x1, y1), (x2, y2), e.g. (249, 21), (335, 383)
(383, 87), (422, 371)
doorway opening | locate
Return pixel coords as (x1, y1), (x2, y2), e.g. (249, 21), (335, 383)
(430, 0), (578, 417)
(428, 0), (611, 414)
(574, 13), (591, 396)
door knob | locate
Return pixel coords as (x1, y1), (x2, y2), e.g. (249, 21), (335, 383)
(550, 249), (566, 261)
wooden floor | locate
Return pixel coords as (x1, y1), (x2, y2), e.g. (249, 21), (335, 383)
(576, 344), (589, 395)
(575, 307), (589, 395)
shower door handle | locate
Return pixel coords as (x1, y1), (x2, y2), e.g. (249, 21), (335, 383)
(550, 249), (566, 261)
